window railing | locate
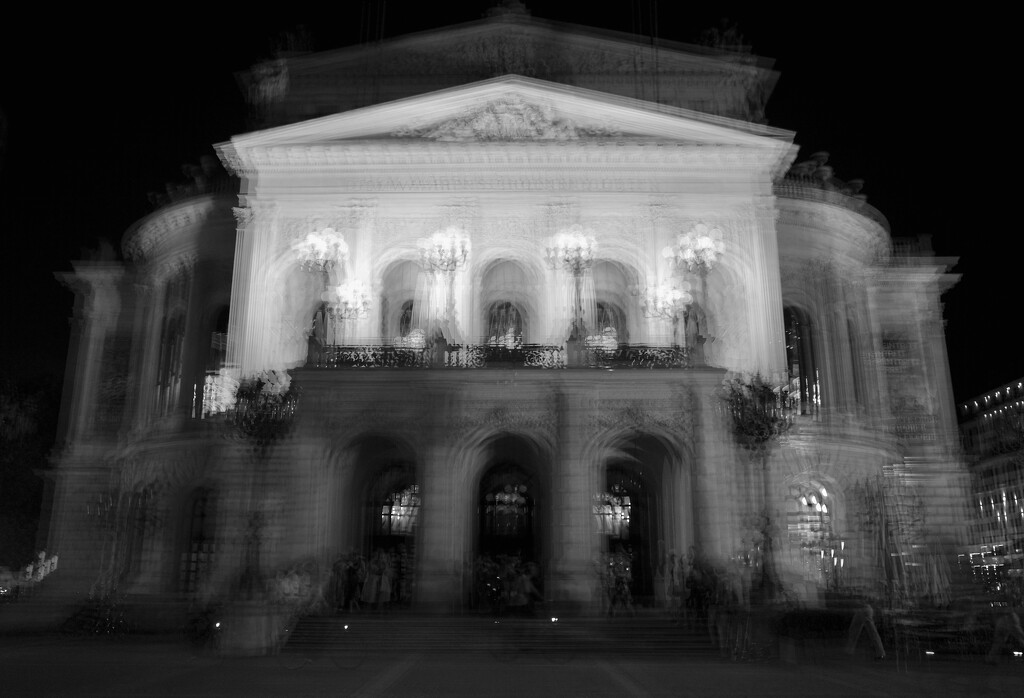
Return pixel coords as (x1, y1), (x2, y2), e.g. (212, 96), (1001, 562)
(308, 342), (692, 370)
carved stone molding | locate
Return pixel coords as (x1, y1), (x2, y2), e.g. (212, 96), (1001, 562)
(233, 206), (255, 229)
(117, 447), (208, 493)
(588, 393), (696, 444)
(152, 252), (198, 286)
(449, 401), (558, 443)
(123, 197), (226, 263)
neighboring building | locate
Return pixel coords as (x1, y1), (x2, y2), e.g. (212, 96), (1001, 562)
(958, 380), (1024, 589)
(46, 9), (968, 632)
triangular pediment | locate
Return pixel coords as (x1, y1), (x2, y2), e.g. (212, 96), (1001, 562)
(222, 75), (794, 164)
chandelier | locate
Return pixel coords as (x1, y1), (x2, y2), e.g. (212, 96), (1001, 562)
(545, 224), (596, 276)
(663, 222), (724, 273)
(292, 228), (350, 272)
(641, 282), (693, 319)
(419, 227), (470, 274)
(323, 279), (371, 320)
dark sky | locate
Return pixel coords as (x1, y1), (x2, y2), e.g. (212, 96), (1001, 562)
(0, 2), (1010, 404)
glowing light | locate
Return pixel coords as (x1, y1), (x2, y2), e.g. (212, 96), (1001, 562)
(641, 282), (693, 319)
(545, 225), (596, 276)
(292, 228), (349, 271)
(323, 279), (371, 319)
(662, 222), (725, 272)
(419, 227), (470, 274)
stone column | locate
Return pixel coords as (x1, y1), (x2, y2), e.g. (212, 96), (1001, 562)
(228, 203), (279, 376)
(414, 389), (465, 613)
(547, 382), (598, 611)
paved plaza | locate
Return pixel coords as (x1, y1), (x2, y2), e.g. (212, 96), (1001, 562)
(2, 630), (1022, 697)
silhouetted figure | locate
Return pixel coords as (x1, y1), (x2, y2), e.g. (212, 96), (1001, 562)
(845, 601), (885, 660)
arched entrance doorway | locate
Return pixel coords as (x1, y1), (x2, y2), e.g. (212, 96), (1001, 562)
(348, 435), (419, 609)
(473, 433), (547, 612)
(597, 433), (673, 607)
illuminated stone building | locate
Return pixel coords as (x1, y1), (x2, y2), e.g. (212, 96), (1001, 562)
(47, 9), (967, 627)
(958, 380), (1024, 587)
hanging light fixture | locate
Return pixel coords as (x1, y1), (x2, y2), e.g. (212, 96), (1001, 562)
(662, 222), (725, 273)
(292, 227), (350, 272)
(545, 224), (596, 276)
(546, 225), (597, 342)
(418, 227), (470, 274)
(641, 281), (693, 320)
(323, 279), (371, 320)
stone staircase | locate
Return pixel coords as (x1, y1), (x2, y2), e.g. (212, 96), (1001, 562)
(280, 612), (718, 660)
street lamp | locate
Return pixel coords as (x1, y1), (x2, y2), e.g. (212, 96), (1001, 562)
(663, 222), (724, 309)
(322, 279), (371, 344)
(419, 227), (470, 275)
(662, 222), (724, 274)
(641, 282), (693, 346)
(292, 228), (350, 273)
(324, 280), (371, 320)
(418, 227), (470, 337)
(546, 225), (596, 342)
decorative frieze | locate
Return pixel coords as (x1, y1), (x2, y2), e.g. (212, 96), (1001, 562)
(123, 197), (226, 263)
(393, 96), (621, 142)
(588, 393), (696, 443)
(450, 401), (559, 442)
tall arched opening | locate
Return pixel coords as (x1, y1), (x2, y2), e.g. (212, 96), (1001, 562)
(597, 433), (675, 607)
(473, 433), (549, 609)
(347, 435), (419, 609)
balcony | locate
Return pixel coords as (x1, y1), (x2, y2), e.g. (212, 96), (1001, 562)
(306, 342), (693, 370)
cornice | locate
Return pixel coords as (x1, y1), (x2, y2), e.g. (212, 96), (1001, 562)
(777, 196), (890, 268)
(775, 180), (889, 233)
(122, 194), (233, 264)
(232, 140), (781, 176)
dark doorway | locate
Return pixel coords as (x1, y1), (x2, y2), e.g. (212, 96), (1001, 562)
(599, 434), (669, 606)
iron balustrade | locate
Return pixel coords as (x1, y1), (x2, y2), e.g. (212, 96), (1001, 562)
(308, 343), (692, 370)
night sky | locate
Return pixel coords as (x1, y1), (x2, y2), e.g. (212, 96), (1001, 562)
(0, 2), (1010, 405)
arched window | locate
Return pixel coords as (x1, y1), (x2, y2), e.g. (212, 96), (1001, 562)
(479, 464), (534, 560)
(155, 270), (190, 416)
(593, 483), (631, 539)
(847, 318), (863, 408)
(486, 301), (523, 346)
(380, 484), (420, 536)
(784, 306), (820, 417)
(156, 314), (185, 415)
(595, 464), (658, 605)
(399, 300), (414, 338)
(208, 306), (229, 371)
(786, 484), (842, 588)
(180, 489), (216, 595)
(596, 301), (627, 343)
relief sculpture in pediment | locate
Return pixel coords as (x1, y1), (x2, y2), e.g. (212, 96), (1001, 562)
(393, 96), (620, 142)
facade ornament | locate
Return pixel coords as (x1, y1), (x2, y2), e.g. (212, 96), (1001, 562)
(589, 397), (695, 443)
(233, 206), (255, 229)
(123, 199), (223, 263)
(450, 402), (558, 442)
(153, 253), (198, 286)
(393, 96), (620, 142)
